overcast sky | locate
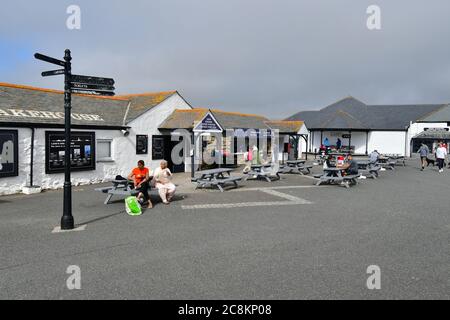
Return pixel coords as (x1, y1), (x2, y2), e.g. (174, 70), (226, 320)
(1, 0), (450, 119)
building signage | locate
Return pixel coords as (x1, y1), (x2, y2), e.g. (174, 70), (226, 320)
(0, 130), (19, 178)
(342, 134), (351, 139)
(45, 131), (96, 174)
(194, 113), (223, 132)
(0, 108), (105, 122)
(136, 135), (148, 155)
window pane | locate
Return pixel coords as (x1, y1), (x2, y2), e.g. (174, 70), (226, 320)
(97, 141), (111, 159)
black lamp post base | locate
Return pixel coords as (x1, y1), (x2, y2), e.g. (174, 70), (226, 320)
(61, 216), (75, 230)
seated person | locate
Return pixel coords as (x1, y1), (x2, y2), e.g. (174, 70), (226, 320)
(369, 150), (380, 165)
(323, 155), (334, 169)
(128, 160), (153, 208)
(153, 160), (176, 205)
(338, 155), (359, 175)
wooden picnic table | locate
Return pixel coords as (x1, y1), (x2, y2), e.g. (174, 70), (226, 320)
(194, 168), (242, 192)
(377, 156), (397, 170)
(245, 164), (281, 182)
(357, 161), (381, 178)
(197, 168), (233, 179)
(95, 179), (138, 205)
(283, 160), (312, 175)
(314, 167), (360, 188)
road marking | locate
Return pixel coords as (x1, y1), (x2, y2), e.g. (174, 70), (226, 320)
(182, 200), (309, 210)
(259, 188), (311, 202)
(52, 224), (87, 233)
(182, 188), (312, 210)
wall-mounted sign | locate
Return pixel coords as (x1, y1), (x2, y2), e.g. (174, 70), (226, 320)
(0, 108), (105, 122)
(342, 134), (351, 139)
(194, 113), (223, 132)
(45, 131), (96, 174)
(136, 135), (148, 155)
(0, 130), (19, 178)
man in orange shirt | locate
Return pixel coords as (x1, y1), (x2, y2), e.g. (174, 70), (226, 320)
(128, 160), (153, 208)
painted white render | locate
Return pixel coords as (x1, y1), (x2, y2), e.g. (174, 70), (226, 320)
(368, 131), (407, 156)
(308, 130), (409, 156)
(0, 93), (192, 196)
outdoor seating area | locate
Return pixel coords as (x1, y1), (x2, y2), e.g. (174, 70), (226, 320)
(243, 164), (281, 182)
(282, 160), (313, 175)
(192, 168), (242, 192)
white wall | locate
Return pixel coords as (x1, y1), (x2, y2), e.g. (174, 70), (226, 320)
(406, 122), (449, 155)
(0, 127), (123, 196)
(115, 93), (192, 172)
(0, 93), (192, 196)
(368, 131), (407, 156)
(309, 130), (368, 154)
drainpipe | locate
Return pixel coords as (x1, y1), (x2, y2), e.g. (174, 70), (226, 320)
(29, 127), (35, 187)
(23, 126), (41, 194)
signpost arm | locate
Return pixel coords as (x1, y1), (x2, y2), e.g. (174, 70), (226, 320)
(61, 49), (75, 230)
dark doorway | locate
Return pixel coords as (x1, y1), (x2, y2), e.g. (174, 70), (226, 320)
(170, 137), (185, 173)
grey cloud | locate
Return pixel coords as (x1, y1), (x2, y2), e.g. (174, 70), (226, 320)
(1, 0), (450, 119)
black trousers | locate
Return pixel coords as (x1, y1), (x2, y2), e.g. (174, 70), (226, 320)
(437, 158), (445, 170)
(135, 181), (150, 202)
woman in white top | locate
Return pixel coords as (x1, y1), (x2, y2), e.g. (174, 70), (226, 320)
(153, 160), (176, 204)
(435, 143), (448, 173)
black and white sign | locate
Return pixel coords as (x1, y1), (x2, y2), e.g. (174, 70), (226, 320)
(194, 113), (223, 132)
(0, 130), (18, 178)
(45, 131), (96, 174)
(136, 135), (148, 155)
(70, 75), (115, 86)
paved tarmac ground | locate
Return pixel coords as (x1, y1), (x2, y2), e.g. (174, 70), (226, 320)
(0, 160), (449, 299)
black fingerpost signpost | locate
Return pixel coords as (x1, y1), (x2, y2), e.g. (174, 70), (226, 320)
(35, 50), (115, 230)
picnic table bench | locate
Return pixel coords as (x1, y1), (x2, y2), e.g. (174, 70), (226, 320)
(315, 167), (360, 188)
(244, 164), (281, 182)
(282, 160), (312, 175)
(357, 161), (382, 179)
(378, 156), (397, 170)
(95, 179), (140, 205)
(385, 154), (406, 166)
(193, 168), (242, 192)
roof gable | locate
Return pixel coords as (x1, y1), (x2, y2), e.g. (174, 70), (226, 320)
(287, 96), (446, 130)
(118, 91), (177, 123)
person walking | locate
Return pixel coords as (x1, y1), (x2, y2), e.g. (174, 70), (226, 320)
(417, 143), (429, 171)
(436, 143), (447, 173)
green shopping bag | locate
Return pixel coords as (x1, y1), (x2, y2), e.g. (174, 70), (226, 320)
(125, 196), (142, 216)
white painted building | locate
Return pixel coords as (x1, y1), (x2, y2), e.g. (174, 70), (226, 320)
(287, 97), (450, 157)
(0, 83), (192, 196)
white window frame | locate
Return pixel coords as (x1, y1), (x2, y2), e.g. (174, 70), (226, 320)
(97, 139), (114, 162)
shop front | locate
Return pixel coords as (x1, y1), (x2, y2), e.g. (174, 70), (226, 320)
(0, 83), (192, 195)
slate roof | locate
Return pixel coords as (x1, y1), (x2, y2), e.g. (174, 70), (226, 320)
(160, 109), (304, 133)
(418, 104), (450, 122)
(159, 108), (208, 129)
(286, 97), (447, 130)
(413, 129), (450, 140)
(0, 83), (182, 128)
(116, 91), (178, 123)
(264, 121), (305, 133)
(212, 110), (269, 130)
